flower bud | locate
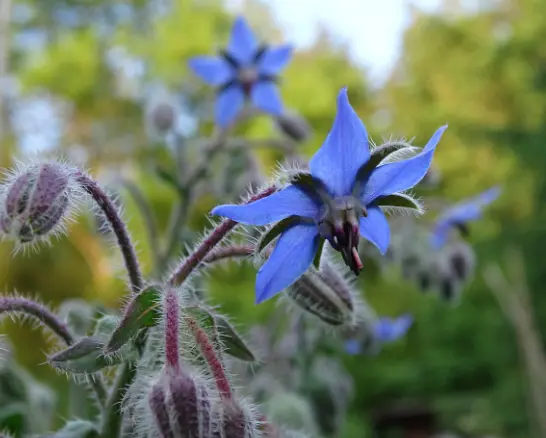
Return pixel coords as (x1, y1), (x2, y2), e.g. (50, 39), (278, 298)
(168, 372), (212, 438)
(274, 111), (311, 143)
(148, 381), (174, 438)
(0, 162), (77, 245)
(144, 88), (180, 139)
(216, 399), (257, 438)
(444, 242), (475, 282)
(286, 263), (355, 327)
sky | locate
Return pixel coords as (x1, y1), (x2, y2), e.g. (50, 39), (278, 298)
(226, 0), (443, 83)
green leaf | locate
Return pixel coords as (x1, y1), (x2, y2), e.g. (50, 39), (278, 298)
(0, 402), (26, 434)
(313, 237), (325, 269)
(185, 306), (255, 362)
(375, 193), (423, 211)
(48, 337), (128, 374)
(215, 316), (255, 362)
(185, 306), (216, 331)
(43, 420), (99, 438)
(155, 165), (181, 192)
(258, 216), (303, 254)
(104, 285), (162, 353)
(49, 337), (104, 362)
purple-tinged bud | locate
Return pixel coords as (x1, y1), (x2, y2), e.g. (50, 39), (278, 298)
(148, 382), (174, 438)
(216, 399), (255, 438)
(144, 90), (180, 138)
(168, 372), (212, 438)
(286, 263), (355, 327)
(274, 111), (312, 143)
(445, 242), (475, 282)
(0, 162), (78, 245)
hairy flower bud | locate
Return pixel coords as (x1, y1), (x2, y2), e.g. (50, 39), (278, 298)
(0, 162), (78, 246)
(168, 372), (211, 438)
(274, 111), (311, 143)
(216, 399), (256, 438)
(444, 242), (475, 282)
(144, 89), (180, 139)
(149, 382), (174, 438)
(286, 263), (355, 326)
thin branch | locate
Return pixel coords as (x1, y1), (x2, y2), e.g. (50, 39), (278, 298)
(75, 172), (143, 293)
(0, 296), (107, 406)
(167, 186), (276, 287)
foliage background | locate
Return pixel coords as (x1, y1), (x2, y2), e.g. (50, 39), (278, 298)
(1, 0), (545, 436)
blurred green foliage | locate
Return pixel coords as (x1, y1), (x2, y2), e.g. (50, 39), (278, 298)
(1, 0), (546, 436)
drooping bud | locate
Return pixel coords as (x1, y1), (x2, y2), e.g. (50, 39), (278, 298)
(274, 111), (312, 143)
(144, 88), (180, 138)
(216, 399), (257, 438)
(0, 162), (78, 246)
(444, 242), (475, 282)
(148, 381), (174, 438)
(286, 263), (355, 326)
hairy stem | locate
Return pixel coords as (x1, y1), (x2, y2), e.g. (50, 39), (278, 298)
(186, 316), (232, 400)
(204, 244), (255, 264)
(75, 172), (143, 294)
(164, 288), (180, 372)
(0, 296), (107, 406)
(168, 186), (276, 287)
(101, 362), (137, 438)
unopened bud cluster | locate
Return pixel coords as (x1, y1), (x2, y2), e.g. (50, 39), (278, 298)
(286, 261), (357, 326)
(0, 162), (79, 246)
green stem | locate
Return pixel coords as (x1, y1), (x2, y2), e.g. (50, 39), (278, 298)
(100, 363), (137, 438)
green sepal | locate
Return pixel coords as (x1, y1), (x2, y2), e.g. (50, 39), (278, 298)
(374, 193), (422, 211)
(257, 216), (303, 254)
(313, 237), (326, 269)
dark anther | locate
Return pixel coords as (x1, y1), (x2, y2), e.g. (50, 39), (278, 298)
(453, 222), (470, 237)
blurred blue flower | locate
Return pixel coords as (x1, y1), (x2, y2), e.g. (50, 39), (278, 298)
(374, 313), (414, 343)
(344, 314), (413, 355)
(430, 186), (501, 249)
(188, 16), (292, 128)
(212, 87), (447, 303)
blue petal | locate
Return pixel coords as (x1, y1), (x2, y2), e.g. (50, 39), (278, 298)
(374, 318), (396, 342)
(215, 85), (245, 128)
(362, 125), (447, 205)
(430, 186), (501, 249)
(210, 185), (319, 226)
(359, 206), (390, 255)
(250, 81), (283, 115)
(227, 16), (258, 66)
(309, 87), (370, 197)
(188, 56), (234, 86)
(390, 314), (413, 340)
(255, 224), (319, 303)
(344, 339), (361, 355)
(257, 45), (293, 75)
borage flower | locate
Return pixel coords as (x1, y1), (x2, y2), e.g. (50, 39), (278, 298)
(212, 87), (447, 303)
(430, 186), (501, 249)
(344, 314), (413, 355)
(189, 16), (292, 128)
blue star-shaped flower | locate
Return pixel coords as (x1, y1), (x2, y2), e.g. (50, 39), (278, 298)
(188, 16), (292, 128)
(430, 186), (501, 249)
(344, 314), (413, 355)
(212, 87), (447, 303)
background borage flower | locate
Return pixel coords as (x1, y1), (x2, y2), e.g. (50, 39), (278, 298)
(188, 16), (293, 128)
(430, 186), (501, 249)
(212, 87), (447, 303)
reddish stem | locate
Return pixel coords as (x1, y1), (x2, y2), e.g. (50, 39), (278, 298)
(163, 288), (180, 372)
(186, 317), (232, 400)
(167, 186), (276, 287)
(204, 244), (255, 264)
